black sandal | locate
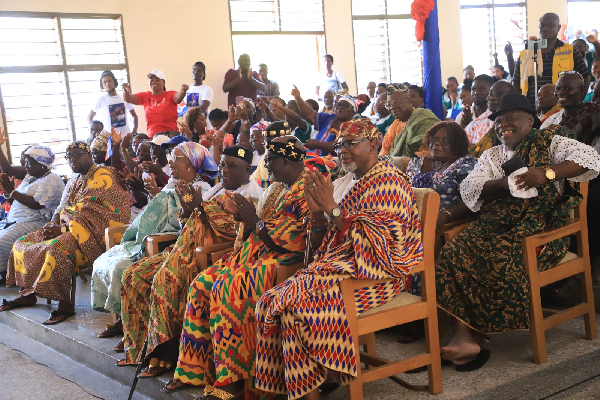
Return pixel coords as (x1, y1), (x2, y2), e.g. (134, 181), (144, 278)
(455, 349), (490, 372)
(42, 310), (75, 325)
(0, 298), (33, 312)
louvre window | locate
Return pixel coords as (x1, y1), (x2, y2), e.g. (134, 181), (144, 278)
(351, 1), (423, 92)
(0, 13), (129, 172)
(229, 0), (324, 32)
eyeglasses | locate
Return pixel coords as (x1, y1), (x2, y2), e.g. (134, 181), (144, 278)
(264, 154), (282, 164)
(429, 137), (450, 146)
(333, 139), (369, 153)
(558, 70), (584, 83)
(168, 154), (188, 163)
(65, 152), (87, 161)
(385, 98), (408, 110)
(335, 103), (353, 110)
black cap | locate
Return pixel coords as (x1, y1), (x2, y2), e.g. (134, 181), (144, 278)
(264, 121), (291, 140)
(488, 93), (541, 128)
(223, 145), (253, 164)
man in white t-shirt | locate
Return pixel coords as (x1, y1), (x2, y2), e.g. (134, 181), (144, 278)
(88, 70), (138, 137)
(185, 61), (214, 115)
(316, 54), (348, 101)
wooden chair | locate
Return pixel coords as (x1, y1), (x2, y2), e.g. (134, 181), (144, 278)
(443, 181), (597, 364)
(341, 188), (442, 399)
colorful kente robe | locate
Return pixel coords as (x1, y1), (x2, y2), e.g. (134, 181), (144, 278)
(7, 165), (130, 301)
(254, 161), (423, 399)
(121, 181), (263, 364)
(173, 177), (309, 388)
(437, 126), (600, 334)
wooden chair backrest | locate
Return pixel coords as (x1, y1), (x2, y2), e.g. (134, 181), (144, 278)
(410, 188), (440, 275)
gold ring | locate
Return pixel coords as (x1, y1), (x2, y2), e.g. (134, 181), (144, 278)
(182, 193), (193, 203)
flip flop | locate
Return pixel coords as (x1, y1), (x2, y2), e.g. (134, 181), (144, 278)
(162, 378), (187, 394)
(98, 322), (123, 338)
(455, 349), (490, 372)
(319, 381), (340, 395)
(42, 310), (75, 325)
(405, 359), (452, 374)
(0, 298), (34, 312)
(113, 339), (125, 352)
(138, 358), (172, 378)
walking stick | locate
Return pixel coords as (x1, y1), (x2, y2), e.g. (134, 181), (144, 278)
(127, 338), (148, 400)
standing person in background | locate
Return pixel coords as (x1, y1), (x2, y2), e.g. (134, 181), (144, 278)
(185, 62), (213, 116)
(492, 42), (516, 79)
(258, 63), (280, 98)
(442, 77), (461, 111)
(367, 81), (377, 99)
(88, 70), (138, 138)
(222, 53), (265, 107)
(122, 69), (188, 139)
(512, 13), (590, 108)
(316, 54), (348, 101)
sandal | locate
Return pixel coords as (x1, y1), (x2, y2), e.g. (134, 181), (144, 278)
(455, 349), (490, 372)
(138, 358), (172, 378)
(98, 321), (123, 338)
(552, 277), (581, 300)
(162, 378), (187, 394)
(195, 385), (243, 400)
(115, 359), (135, 367)
(113, 339), (124, 352)
(42, 310), (75, 325)
(0, 297), (35, 312)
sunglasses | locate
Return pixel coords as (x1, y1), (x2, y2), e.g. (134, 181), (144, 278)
(333, 139), (369, 153)
(558, 70), (584, 83)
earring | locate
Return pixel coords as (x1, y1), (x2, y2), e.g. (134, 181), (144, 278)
(187, 167), (192, 171)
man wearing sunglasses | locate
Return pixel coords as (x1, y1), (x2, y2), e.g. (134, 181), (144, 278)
(255, 119), (424, 399)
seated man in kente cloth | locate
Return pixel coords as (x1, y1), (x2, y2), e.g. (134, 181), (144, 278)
(255, 119), (423, 400)
(164, 135), (313, 399)
(2, 141), (130, 324)
(437, 94), (600, 370)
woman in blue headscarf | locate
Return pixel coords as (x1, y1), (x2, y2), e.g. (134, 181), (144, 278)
(91, 142), (217, 340)
(0, 145), (65, 282)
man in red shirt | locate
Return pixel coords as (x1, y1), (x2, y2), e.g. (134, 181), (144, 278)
(222, 54), (265, 106)
(123, 69), (188, 138)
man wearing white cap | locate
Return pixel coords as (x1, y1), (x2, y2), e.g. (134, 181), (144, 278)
(122, 69), (189, 138)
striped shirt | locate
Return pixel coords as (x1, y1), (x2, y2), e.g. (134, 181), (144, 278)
(258, 79), (280, 98)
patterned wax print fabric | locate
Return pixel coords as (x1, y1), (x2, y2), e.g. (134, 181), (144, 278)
(7, 165), (130, 301)
(172, 177), (309, 389)
(437, 126), (600, 334)
(91, 181), (203, 314)
(469, 125), (500, 158)
(559, 102), (600, 146)
(254, 161), (423, 399)
(406, 155), (477, 211)
(120, 180), (264, 364)
(0, 172), (65, 272)
(389, 108), (439, 158)
(464, 109), (494, 144)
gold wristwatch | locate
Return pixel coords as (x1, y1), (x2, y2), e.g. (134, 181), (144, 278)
(60, 225), (67, 233)
(545, 167), (556, 182)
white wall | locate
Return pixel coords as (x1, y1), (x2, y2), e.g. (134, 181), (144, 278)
(438, 0), (465, 83)
(527, 0), (568, 37)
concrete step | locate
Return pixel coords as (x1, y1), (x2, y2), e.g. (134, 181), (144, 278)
(0, 280), (203, 400)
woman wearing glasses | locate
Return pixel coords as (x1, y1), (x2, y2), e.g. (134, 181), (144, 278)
(380, 83), (440, 157)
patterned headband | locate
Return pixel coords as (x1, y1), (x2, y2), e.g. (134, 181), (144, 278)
(387, 83), (409, 95)
(266, 138), (306, 162)
(66, 141), (91, 154)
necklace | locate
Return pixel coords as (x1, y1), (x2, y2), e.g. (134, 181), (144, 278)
(432, 157), (457, 172)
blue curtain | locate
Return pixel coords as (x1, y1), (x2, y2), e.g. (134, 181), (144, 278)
(422, 0), (444, 120)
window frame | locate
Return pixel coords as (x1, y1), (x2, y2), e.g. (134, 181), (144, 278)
(0, 11), (130, 161)
(350, 2), (423, 91)
(459, 1), (527, 74)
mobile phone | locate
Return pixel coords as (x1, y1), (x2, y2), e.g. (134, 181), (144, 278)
(235, 96), (244, 106)
(525, 39), (547, 50)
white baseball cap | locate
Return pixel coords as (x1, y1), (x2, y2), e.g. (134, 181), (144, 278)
(147, 69), (166, 80)
(151, 134), (171, 146)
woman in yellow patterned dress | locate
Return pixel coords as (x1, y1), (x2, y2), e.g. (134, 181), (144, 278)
(1, 142), (130, 324)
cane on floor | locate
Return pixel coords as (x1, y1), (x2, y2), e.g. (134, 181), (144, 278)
(128, 338), (148, 400)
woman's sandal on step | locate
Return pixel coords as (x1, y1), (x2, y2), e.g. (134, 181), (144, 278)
(138, 358), (172, 378)
(194, 385), (244, 400)
(42, 310), (75, 325)
(162, 378), (187, 394)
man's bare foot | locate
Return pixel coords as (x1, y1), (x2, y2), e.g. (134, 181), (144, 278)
(440, 340), (480, 361)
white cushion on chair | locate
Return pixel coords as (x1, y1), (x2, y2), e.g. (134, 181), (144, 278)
(360, 292), (422, 317)
(560, 251), (578, 263)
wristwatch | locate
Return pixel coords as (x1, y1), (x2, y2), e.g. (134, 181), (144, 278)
(256, 220), (265, 232)
(545, 167), (556, 182)
(60, 225), (67, 233)
(329, 207), (342, 220)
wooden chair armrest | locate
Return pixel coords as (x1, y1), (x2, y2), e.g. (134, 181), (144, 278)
(275, 261), (304, 285)
(443, 220), (474, 242)
(523, 218), (582, 248)
(195, 242), (235, 271)
(145, 234), (178, 256)
(339, 278), (394, 292)
(105, 224), (130, 251)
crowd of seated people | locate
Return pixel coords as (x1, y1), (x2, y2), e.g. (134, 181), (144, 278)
(0, 10), (599, 400)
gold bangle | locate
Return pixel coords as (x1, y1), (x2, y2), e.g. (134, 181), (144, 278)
(443, 210), (452, 220)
